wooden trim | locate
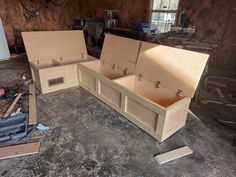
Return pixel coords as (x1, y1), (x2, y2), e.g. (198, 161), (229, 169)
(155, 146), (193, 165)
(29, 84), (37, 125)
(0, 142), (40, 160)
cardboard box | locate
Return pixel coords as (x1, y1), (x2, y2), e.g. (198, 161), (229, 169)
(78, 34), (209, 142)
(22, 30), (95, 94)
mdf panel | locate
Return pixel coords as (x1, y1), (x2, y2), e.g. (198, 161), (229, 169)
(22, 31), (87, 62)
(135, 42), (209, 98)
(161, 98), (191, 140)
(79, 69), (96, 92)
(65, 65), (78, 84)
(100, 34), (141, 74)
(40, 69), (65, 93)
(99, 82), (121, 107)
(166, 107), (186, 133)
(125, 97), (158, 131)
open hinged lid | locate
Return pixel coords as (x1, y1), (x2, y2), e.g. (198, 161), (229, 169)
(100, 34), (141, 75)
(135, 42), (209, 97)
(22, 30), (87, 62)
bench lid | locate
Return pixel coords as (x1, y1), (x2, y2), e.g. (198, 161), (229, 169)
(135, 42), (209, 97)
(22, 30), (87, 62)
(100, 34), (141, 75)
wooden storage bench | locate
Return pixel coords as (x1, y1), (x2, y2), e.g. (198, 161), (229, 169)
(78, 34), (209, 142)
(22, 30), (95, 94)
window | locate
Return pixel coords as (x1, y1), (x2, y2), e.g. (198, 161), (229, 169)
(151, 0), (179, 33)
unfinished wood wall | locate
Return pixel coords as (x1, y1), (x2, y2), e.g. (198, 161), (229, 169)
(178, 0), (236, 70)
(0, 0), (81, 46)
(194, 0), (236, 70)
(0, 0), (149, 46)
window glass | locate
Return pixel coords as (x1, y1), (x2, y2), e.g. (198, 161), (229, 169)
(153, 0), (162, 10)
(151, 0), (179, 33)
(169, 0), (179, 10)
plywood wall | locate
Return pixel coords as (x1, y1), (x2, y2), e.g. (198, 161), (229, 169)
(0, 0), (149, 46)
(178, 0), (236, 69)
(194, 0), (236, 70)
(0, 0), (81, 46)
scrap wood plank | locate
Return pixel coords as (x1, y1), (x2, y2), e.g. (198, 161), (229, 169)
(185, 45), (212, 50)
(188, 109), (200, 120)
(226, 103), (236, 107)
(29, 84), (37, 125)
(208, 80), (227, 88)
(201, 99), (223, 105)
(0, 142), (40, 160)
(216, 88), (224, 98)
(155, 146), (193, 165)
(3, 93), (22, 118)
(182, 40), (218, 48)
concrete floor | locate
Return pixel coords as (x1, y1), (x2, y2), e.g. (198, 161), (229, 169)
(0, 56), (235, 177)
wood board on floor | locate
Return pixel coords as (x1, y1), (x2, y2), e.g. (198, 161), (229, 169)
(155, 146), (193, 164)
(29, 83), (37, 125)
(0, 142), (40, 160)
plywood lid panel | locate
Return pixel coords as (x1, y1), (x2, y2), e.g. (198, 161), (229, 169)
(22, 30), (87, 62)
(135, 42), (209, 97)
(100, 34), (141, 74)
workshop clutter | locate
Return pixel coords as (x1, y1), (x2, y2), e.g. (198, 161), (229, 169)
(0, 83), (45, 159)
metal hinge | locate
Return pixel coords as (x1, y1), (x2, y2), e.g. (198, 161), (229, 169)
(176, 89), (183, 96)
(112, 64), (116, 70)
(124, 68), (128, 75)
(155, 81), (161, 88)
(138, 74), (142, 81)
